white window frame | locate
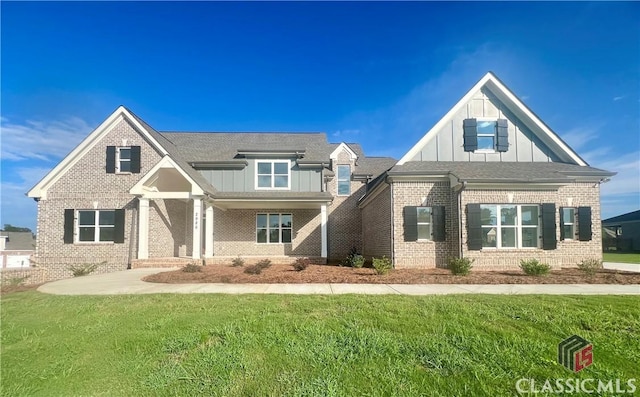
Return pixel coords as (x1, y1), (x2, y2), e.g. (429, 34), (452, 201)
(256, 213), (293, 244)
(255, 160), (291, 190)
(336, 165), (351, 196)
(417, 206), (432, 241)
(76, 209), (115, 243)
(563, 207), (576, 240)
(116, 147), (132, 174)
(480, 204), (540, 249)
(475, 118), (498, 153)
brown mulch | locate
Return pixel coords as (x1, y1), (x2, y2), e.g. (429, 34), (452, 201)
(0, 283), (42, 295)
(143, 263), (640, 285)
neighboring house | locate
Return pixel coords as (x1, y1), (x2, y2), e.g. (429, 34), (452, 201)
(0, 231), (36, 268)
(602, 210), (640, 252)
(28, 71), (614, 280)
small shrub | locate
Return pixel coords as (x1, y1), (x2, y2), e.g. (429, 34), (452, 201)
(448, 257), (474, 276)
(182, 263), (203, 273)
(520, 259), (551, 276)
(68, 262), (103, 277)
(3, 275), (30, 287)
(244, 264), (263, 275)
(578, 258), (603, 276)
(372, 256), (392, 275)
(256, 259), (272, 269)
(342, 247), (365, 268)
(292, 258), (310, 271)
(231, 256), (245, 267)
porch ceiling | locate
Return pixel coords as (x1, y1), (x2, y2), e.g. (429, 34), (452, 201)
(213, 191), (333, 210)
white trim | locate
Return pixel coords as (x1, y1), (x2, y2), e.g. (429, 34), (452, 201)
(321, 205), (327, 258)
(192, 198), (202, 259)
(256, 213), (293, 244)
(129, 155), (205, 196)
(116, 146), (132, 174)
(205, 204), (214, 257)
(28, 106), (169, 199)
(336, 164), (351, 196)
(479, 204), (540, 249)
(138, 198), (149, 259)
(397, 72), (587, 166)
(254, 160), (292, 190)
(75, 209), (115, 243)
(330, 142), (358, 161)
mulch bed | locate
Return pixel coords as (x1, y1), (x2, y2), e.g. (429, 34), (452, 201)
(143, 263), (640, 285)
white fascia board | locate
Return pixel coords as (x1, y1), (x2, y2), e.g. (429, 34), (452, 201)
(330, 142), (358, 161)
(397, 73), (494, 165)
(28, 106), (169, 199)
(130, 155), (204, 196)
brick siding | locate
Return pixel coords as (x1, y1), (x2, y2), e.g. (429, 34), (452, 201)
(361, 185), (392, 260)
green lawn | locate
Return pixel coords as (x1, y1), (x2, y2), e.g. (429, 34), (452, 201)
(2, 292), (639, 396)
(603, 252), (640, 264)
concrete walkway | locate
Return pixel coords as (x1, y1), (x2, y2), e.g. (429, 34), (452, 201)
(37, 266), (640, 296)
(603, 261), (640, 273)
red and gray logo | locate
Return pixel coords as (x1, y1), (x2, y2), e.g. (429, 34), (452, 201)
(558, 335), (593, 372)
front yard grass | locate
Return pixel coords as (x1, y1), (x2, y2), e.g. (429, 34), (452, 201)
(2, 291), (639, 396)
(603, 252), (640, 264)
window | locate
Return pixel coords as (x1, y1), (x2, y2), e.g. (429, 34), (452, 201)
(256, 213), (292, 243)
(256, 161), (290, 189)
(77, 210), (115, 242)
(480, 204), (539, 249)
(562, 208), (576, 240)
(337, 165), (351, 195)
(117, 147), (131, 173)
(463, 118), (508, 152)
(417, 207), (432, 240)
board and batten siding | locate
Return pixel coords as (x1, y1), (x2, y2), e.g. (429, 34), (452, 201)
(198, 159), (322, 192)
(410, 88), (561, 163)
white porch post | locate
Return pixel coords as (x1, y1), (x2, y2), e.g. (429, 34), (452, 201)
(321, 204), (328, 258)
(138, 198), (150, 259)
(205, 203), (214, 257)
(192, 197), (202, 259)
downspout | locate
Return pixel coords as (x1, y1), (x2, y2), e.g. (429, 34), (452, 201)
(457, 180), (467, 259)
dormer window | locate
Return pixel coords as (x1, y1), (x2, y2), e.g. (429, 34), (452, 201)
(463, 118), (508, 152)
(256, 160), (291, 190)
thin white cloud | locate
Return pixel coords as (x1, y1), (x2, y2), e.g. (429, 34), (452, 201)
(1, 116), (92, 161)
(0, 167), (50, 230)
(595, 151), (640, 196)
(613, 96), (625, 101)
(560, 126), (601, 152)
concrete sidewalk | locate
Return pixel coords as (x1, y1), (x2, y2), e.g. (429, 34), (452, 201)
(37, 267), (640, 296)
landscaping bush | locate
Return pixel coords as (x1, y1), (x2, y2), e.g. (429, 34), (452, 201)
(182, 263), (203, 273)
(448, 257), (474, 276)
(68, 262), (103, 277)
(372, 256), (392, 275)
(578, 258), (603, 276)
(292, 258), (310, 272)
(256, 259), (272, 269)
(231, 256), (245, 267)
(244, 259), (272, 275)
(342, 247), (365, 268)
(519, 259), (551, 276)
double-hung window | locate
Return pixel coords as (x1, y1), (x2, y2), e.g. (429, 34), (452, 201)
(480, 204), (539, 249)
(77, 210), (116, 243)
(417, 207), (432, 240)
(562, 208), (576, 240)
(256, 160), (290, 189)
(256, 214), (292, 243)
(117, 147), (131, 173)
(337, 165), (351, 196)
(476, 120), (497, 151)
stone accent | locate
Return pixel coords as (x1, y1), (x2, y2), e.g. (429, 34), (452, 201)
(361, 185), (392, 260)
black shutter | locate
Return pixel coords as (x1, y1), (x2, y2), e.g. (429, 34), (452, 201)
(559, 207), (565, 241)
(541, 203), (557, 250)
(578, 207), (592, 241)
(467, 204), (482, 250)
(463, 119), (477, 152)
(130, 146), (141, 173)
(114, 209), (125, 243)
(432, 206), (446, 242)
(404, 206), (418, 242)
(496, 119), (509, 152)
(106, 146), (116, 173)
(64, 209), (74, 244)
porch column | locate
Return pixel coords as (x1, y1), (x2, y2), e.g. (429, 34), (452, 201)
(192, 197), (202, 259)
(205, 203), (214, 257)
(321, 204), (328, 258)
(138, 198), (149, 259)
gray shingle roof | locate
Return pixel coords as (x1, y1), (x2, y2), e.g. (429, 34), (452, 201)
(354, 157), (397, 177)
(603, 210), (640, 224)
(389, 161), (615, 182)
(0, 232), (35, 251)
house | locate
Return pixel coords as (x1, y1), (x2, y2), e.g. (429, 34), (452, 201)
(27, 71), (614, 280)
(602, 210), (640, 252)
(0, 231), (35, 268)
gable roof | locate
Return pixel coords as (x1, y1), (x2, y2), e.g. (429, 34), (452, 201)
(397, 72), (588, 166)
(603, 210), (640, 224)
(0, 231), (35, 250)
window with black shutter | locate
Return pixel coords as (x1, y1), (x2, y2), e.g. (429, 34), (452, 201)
(577, 207), (592, 241)
(403, 206), (418, 242)
(106, 146), (116, 173)
(467, 204), (482, 250)
(64, 209), (74, 244)
(432, 206), (446, 242)
(463, 118), (509, 152)
(541, 203), (557, 250)
(463, 119), (478, 152)
(107, 146), (141, 174)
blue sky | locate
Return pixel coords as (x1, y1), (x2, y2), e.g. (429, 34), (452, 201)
(1, 1), (639, 231)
